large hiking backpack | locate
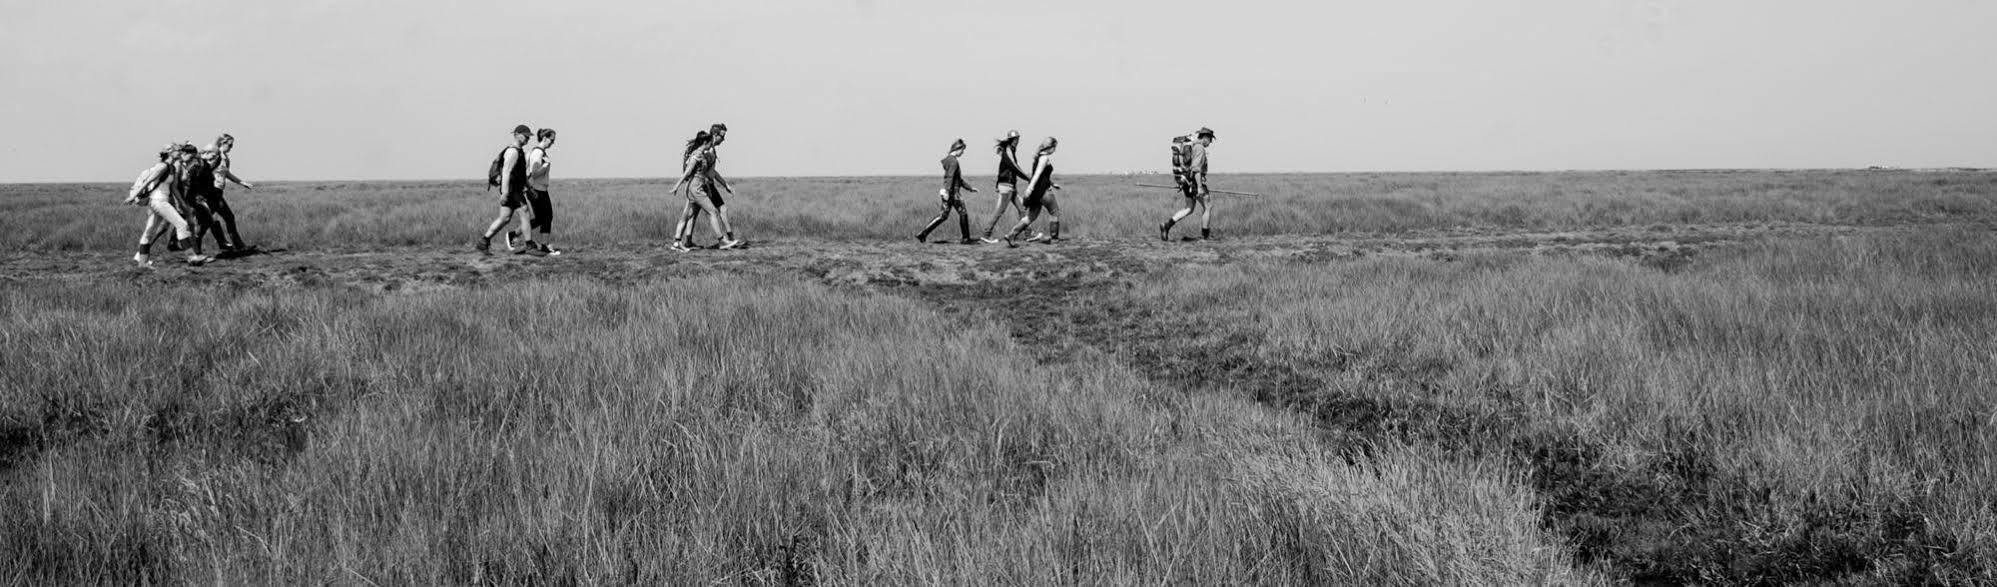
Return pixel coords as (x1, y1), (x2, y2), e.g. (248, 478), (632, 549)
(487, 145), (521, 191)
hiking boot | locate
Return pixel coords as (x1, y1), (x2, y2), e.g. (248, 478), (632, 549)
(1003, 235), (1018, 248)
(670, 242), (693, 253)
(133, 253), (153, 266)
(166, 239), (182, 252)
(541, 243), (562, 256)
(913, 234), (927, 243)
(1160, 222), (1171, 242)
(719, 239), (744, 250)
(475, 237), (492, 255)
(523, 243), (549, 257)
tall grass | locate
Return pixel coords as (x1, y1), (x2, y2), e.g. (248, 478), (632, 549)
(0, 276), (1592, 584)
(10, 169), (1993, 250)
(1128, 231), (1997, 582)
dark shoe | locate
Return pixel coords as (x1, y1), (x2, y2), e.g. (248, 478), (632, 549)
(475, 237), (492, 255)
(523, 242), (548, 257)
(1160, 222), (1171, 242)
(541, 243), (562, 256)
(914, 234), (927, 243)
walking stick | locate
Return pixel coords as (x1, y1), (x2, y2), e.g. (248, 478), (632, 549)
(1133, 183), (1263, 198)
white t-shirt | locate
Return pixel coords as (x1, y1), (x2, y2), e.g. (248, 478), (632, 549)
(526, 147), (551, 190)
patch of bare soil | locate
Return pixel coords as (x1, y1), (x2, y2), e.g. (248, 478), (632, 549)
(1, 221), (1977, 582)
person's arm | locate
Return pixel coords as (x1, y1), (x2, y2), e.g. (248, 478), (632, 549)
(1023, 159), (1046, 193)
(498, 147), (521, 195)
(669, 153), (704, 194)
(949, 159), (975, 193)
(221, 167), (254, 190)
(1188, 148), (1208, 194)
(708, 167), (733, 194)
(526, 148), (550, 183)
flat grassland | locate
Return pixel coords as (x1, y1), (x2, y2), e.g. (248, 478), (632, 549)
(2, 170), (1993, 584)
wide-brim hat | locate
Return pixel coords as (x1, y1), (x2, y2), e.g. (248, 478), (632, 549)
(995, 130), (1020, 144)
(1195, 127), (1216, 139)
(512, 124), (533, 135)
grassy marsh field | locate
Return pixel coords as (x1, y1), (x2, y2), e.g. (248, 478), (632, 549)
(2, 170), (1993, 583)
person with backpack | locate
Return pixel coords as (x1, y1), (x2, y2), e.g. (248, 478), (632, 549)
(125, 143), (212, 266)
(915, 138), (978, 243)
(668, 130), (739, 251)
(998, 136), (1063, 247)
(1160, 127), (1216, 241)
(505, 128), (560, 255)
(979, 130), (1030, 243)
(476, 124), (544, 256)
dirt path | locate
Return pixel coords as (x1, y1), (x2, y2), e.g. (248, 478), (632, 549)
(0, 221), (1934, 292)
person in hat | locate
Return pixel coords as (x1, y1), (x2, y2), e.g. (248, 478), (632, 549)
(1160, 127), (1216, 240)
(477, 124), (544, 255)
(916, 138), (979, 243)
(999, 136), (1062, 247)
(980, 130), (1030, 242)
(668, 130), (742, 251)
(507, 128), (561, 255)
(126, 143), (212, 266)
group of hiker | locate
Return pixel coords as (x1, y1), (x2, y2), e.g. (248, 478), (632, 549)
(124, 123), (1222, 265)
(477, 124), (562, 256)
(123, 135), (255, 266)
(917, 127), (1219, 247)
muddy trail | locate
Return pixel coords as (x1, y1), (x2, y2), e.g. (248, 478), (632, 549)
(2, 220), (1973, 582)
(0, 221), (1900, 292)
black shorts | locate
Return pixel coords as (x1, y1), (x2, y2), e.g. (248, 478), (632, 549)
(525, 188), (552, 232)
(704, 184), (726, 207)
(500, 188), (527, 209)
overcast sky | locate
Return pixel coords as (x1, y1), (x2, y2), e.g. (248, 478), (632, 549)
(2, 0), (1992, 182)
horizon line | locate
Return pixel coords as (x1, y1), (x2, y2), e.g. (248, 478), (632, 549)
(4, 166), (1988, 185)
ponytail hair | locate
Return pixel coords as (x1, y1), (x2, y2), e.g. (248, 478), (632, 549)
(1031, 137), (1058, 172)
(682, 131), (710, 163)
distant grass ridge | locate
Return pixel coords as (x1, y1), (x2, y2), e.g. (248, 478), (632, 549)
(8, 169), (1993, 250)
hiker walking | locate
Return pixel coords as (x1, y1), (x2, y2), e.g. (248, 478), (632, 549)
(979, 130), (1029, 243)
(171, 143), (227, 258)
(1160, 127), (1215, 241)
(672, 123), (742, 249)
(125, 143), (212, 266)
(477, 124), (545, 256)
(915, 138), (978, 243)
(668, 130), (741, 251)
(199, 133), (253, 253)
(998, 137), (1062, 247)
(511, 128), (561, 255)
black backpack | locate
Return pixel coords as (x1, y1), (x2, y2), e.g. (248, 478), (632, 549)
(486, 146), (521, 191)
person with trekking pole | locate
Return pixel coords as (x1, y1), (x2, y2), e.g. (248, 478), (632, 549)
(916, 138), (978, 244)
(1160, 127), (1215, 241)
(979, 130), (1030, 243)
